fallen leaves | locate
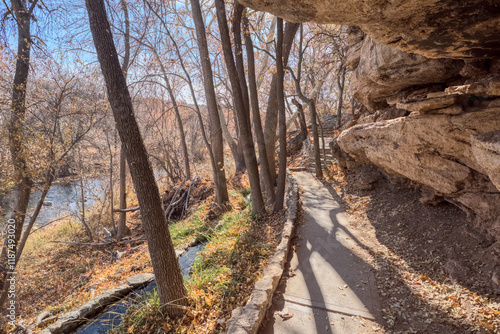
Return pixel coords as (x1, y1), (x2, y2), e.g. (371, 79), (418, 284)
(325, 159), (500, 333)
(277, 308), (294, 320)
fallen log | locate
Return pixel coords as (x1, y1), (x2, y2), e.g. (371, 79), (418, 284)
(50, 238), (146, 246)
(113, 205), (140, 213)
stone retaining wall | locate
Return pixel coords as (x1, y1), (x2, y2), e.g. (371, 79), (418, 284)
(226, 170), (299, 333)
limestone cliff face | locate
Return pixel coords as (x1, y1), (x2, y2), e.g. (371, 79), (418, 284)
(339, 27), (500, 245)
(239, 0), (500, 245)
(346, 27), (464, 110)
(238, 0), (500, 58)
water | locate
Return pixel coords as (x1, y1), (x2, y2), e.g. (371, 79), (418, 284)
(0, 178), (105, 227)
(0, 169), (169, 228)
(75, 242), (206, 334)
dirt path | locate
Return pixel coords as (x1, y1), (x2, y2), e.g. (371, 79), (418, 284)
(260, 172), (382, 334)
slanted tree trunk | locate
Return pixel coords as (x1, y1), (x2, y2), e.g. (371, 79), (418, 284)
(190, 0), (229, 204)
(242, 7), (275, 204)
(85, 0), (187, 316)
(263, 22), (300, 182)
(0, 0), (38, 301)
(232, 3), (250, 121)
(215, 0), (265, 215)
(274, 17), (287, 212)
(217, 104), (245, 174)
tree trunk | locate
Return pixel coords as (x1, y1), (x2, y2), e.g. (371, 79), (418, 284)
(163, 74), (191, 180)
(263, 22), (300, 182)
(0, 0), (36, 300)
(232, 3), (250, 122)
(79, 148), (94, 242)
(190, 0), (229, 204)
(309, 100), (323, 178)
(337, 66), (346, 129)
(242, 8), (275, 204)
(117, 146), (128, 240)
(215, 0), (265, 215)
(217, 105), (245, 174)
(117, 0), (130, 241)
(292, 98), (308, 139)
(274, 17), (287, 213)
(85, 0), (187, 317)
(317, 112), (327, 169)
(106, 133), (116, 232)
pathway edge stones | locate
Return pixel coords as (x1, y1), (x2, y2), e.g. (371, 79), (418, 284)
(226, 170), (299, 334)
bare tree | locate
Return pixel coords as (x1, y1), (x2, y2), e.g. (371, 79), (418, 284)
(288, 24), (323, 178)
(85, 0), (187, 316)
(242, 7), (275, 204)
(274, 17), (287, 212)
(0, 0), (39, 302)
(214, 0), (265, 215)
(263, 22), (300, 181)
(189, 0), (229, 204)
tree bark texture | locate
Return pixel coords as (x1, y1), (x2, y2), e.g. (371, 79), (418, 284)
(85, 0), (187, 316)
(232, 3), (250, 123)
(274, 17), (287, 212)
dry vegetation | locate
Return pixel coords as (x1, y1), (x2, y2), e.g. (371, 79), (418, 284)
(11, 181), (285, 334)
(111, 191), (285, 334)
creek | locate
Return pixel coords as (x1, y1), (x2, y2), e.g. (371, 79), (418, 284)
(0, 178), (105, 227)
(74, 242), (206, 334)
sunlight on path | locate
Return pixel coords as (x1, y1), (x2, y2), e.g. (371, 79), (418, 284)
(261, 172), (381, 334)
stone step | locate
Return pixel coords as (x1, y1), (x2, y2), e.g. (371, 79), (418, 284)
(289, 166), (308, 172)
(309, 155), (334, 161)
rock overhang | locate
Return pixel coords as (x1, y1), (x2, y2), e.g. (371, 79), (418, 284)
(238, 0), (500, 59)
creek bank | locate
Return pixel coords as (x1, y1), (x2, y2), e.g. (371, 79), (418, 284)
(38, 243), (205, 334)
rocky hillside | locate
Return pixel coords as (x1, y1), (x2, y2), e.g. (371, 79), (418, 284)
(239, 0), (500, 251)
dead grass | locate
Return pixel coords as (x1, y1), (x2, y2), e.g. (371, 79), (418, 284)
(111, 191), (285, 334)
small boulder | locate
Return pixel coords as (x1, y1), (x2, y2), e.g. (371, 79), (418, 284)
(126, 273), (155, 288)
(492, 266), (500, 294)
